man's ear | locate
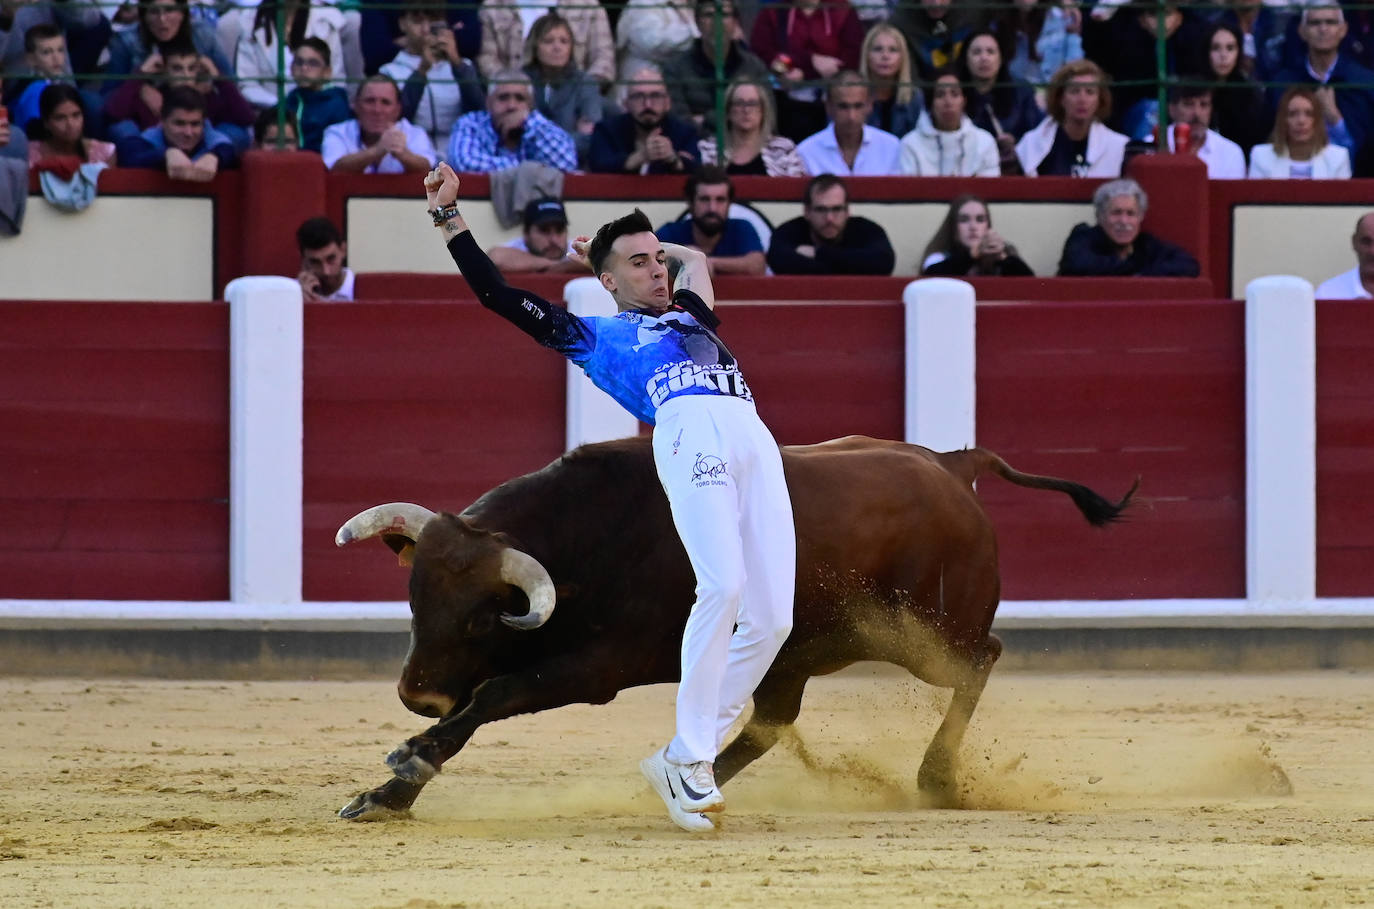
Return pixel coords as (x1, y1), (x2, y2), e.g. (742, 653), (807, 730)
(599, 271), (616, 293)
(339, 241), (348, 261)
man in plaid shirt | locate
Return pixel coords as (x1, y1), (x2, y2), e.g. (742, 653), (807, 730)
(446, 69), (578, 172)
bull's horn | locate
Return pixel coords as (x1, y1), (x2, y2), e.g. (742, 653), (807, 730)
(335, 503), (437, 547)
(498, 548), (556, 630)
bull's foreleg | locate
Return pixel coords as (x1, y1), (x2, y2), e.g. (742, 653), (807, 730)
(714, 669), (809, 786)
(338, 777), (426, 821)
(917, 634), (1003, 806)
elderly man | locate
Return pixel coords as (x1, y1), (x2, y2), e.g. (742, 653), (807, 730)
(322, 74), (437, 174)
(447, 69), (578, 172)
(486, 197), (589, 273)
(589, 66), (700, 174)
(655, 166), (766, 275)
(1315, 212), (1374, 298)
(1057, 178), (1200, 277)
(1270, 4), (1374, 162)
(766, 174), (894, 275)
(796, 72), (902, 176)
(1165, 82), (1245, 179)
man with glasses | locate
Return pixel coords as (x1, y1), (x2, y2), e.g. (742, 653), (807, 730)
(796, 71), (901, 176)
(1270, 4), (1374, 166)
(766, 174), (895, 274)
(447, 68), (577, 172)
(589, 65), (700, 173)
(662, 0), (769, 135)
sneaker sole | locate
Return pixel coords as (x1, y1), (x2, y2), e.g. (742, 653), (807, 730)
(640, 755), (716, 833)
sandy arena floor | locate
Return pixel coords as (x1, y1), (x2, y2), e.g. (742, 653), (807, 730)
(1, 669), (1371, 908)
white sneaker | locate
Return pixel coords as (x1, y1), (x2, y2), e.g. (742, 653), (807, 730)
(640, 749), (717, 832)
(675, 759), (725, 813)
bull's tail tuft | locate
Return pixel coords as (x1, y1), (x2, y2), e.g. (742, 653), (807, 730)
(969, 448), (1138, 527)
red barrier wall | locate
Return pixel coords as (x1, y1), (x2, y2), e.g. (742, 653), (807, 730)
(0, 301), (229, 599)
(1317, 300), (1374, 597)
(976, 300), (1247, 600)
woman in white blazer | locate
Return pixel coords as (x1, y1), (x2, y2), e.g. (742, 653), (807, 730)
(1015, 59), (1128, 177)
(234, 0), (349, 109)
(1248, 85), (1352, 179)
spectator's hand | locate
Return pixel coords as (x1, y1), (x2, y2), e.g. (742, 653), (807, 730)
(138, 51), (164, 75)
(978, 230), (1007, 261)
(785, 66), (805, 82)
(576, 117), (595, 135)
(379, 127), (409, 155)
(165, 148), (195, 180)
(139, 82), (164, 117)
(191, 153), (219, 181)
(424, 161), (461, 207)
(811, 53), (843, 79)
(1314, 85), (1343, 125)
(795, 244), (816, 258)
(298, 268), (322, 302)
(433, 27), (459, 63)
(495, 107), (530, 144)
(1062, 1), (1082, 33)
(0, 118), (9, 147)
(644, 128), (675, 162)
(112, 1), (138, 24)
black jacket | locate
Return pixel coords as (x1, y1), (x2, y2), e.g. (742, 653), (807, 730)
(1057, 223), (1200, 277)
(924, 247), (1034, 277)
(588, 112), (700, 174)
(767, 216), (895, 275)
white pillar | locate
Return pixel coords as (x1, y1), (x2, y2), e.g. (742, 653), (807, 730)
(903, 278), (977, 451)
(227, 276), (303, 605)
(1245, 275), (1316, 603)
(563, 277), (639, 450)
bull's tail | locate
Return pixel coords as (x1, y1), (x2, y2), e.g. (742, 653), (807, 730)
(948, 448), (1139, 527)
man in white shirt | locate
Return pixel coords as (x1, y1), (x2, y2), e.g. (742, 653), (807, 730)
(321, 74), (437, 174)
(1164, 83), (1246, 179)
(1315, 211), (1374, 298)
(796, 71), (901, 176)
(296, 217), (356, 301)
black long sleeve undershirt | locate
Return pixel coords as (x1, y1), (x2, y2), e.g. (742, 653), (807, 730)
(447, 228), (559, 343)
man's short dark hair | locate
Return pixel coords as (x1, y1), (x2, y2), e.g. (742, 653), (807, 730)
(1167, 78), (1212, 104)
(685, 165), (733, 203)
(254, 105), (299, 145)
(24, 23), (63, 54)
(295, 36), (331, 67)
(162, 85), (207, 118)
(160, 38), (200, 61)
(804, 174), (847, 208)
(356, 73), (400, 102)
(297, 216), (344, 253)
(588, 209), (655, 275)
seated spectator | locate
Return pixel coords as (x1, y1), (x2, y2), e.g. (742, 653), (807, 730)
(323, 75), (437, 174)
(0, 0), (106, 77)
(1268, 4), (1374, 166)
(1057, 178), (1200, 277)
(958, 30), (1042, 174)
(995, 0), (1083, 87)
(524, 13), (602, 167)
(750, 0), (864, 142)
(477, 0), (615, 87)
(1314, 212), (1374, 298)
(890, 0), (988, 80)
(1016, 60), (1129, 177)
(615, 0), (697, 81)
(898, 69), (1000, 177)
(6, 24), (105, 139)
(656, 166), (766, 275)
(380, 3), (485, 157)
(252, 106), (300, 151)
(116, 85), (238, 180)
(1248, 86), (1351, 179)
(232, 0), (350, 110)
(767, 174), (895, 275)
(663, 0), (769, 136)
(448, 69), (577, 172)
(1214, 0), (1291, 83)
(588, 66), (699, 174)
(697, 78), (806, 177)
(283, 37), (350, 153)
(106, 39), (256, 153)
(860, 23), (924, 139)
(1201, 23), (1270, 157)
(487, 196), (590, 273)
(296, 216), (354, 301)
(796, 71), (902, 176)
(106, 0), (234, 97)
(1163, 82), (1245, 179)
(26, 84), (116, 169)
(356, 0), (481, 77)
(920, 194), (1034, 276)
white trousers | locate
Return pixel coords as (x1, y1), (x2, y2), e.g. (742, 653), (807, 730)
(652, 395), (796, 766)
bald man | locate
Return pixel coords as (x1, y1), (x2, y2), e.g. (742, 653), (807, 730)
(1315, 213), (1374, 299)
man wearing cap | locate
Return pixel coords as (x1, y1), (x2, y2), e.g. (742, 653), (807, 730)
(486, 197), (591, 273)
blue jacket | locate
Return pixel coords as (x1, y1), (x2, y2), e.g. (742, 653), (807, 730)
(588, 112), (700, 174)
(115, 121), (238, 170)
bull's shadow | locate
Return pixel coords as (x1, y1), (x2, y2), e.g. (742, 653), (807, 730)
(335, 435), (1134, 824)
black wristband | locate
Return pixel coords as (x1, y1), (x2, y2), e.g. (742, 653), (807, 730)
(429, 202), (460, 225)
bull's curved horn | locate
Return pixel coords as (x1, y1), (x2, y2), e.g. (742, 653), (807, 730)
(335, 503), (437, 547)
(498, 548), (556, 630)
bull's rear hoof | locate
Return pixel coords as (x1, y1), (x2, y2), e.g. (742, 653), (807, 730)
(391, 755), (437, 785)
(339, 792), (413, 822)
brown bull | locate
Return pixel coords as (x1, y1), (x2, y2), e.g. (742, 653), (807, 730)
(336, 435), (1134, 821)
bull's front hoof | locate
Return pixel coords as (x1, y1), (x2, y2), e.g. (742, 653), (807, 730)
(391, 755), (437, 785)
(338, 791), (413, 822)
(917, 753), (958, 807)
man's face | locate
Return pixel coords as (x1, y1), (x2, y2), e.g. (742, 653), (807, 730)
(690, 182), (731, 238)
(162, 106), (205, 152)
(164, 52), (202, 89)
(1300, 7), (1346, 53)
(354, 81), (401, 135)
(1167, 92), (1212, 132)
(301, 241), (347, 294)
(602, 231), (670, 312)
(805, 184), (849, 244)
(524, 221), (568, 259)
(696, 2), (736, 51)
(828, 83), (871, 137)
(1353, 215), (1374, 272)
(625, 76), (671, 131)
(1101, 194), (1142, 248)
(290, 45), (330, 90)
(29, 35), (66, 78)
(487, 80), (533, 138)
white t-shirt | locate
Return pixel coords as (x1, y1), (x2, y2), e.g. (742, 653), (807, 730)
(320, 118), (438, 173)
(1315, 266), (1372, 299)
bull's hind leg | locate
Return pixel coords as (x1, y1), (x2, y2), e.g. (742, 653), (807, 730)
(339, 777), (426, 821)
(915, 633), (1002, 805)
(714, 669), (809, 786)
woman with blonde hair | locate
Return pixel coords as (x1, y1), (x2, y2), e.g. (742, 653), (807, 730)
(859, 22), (922, 137)
(697, 78), (807, 176)
(1015, 58), (1128, 177)
(1248, 86), (1351, 179)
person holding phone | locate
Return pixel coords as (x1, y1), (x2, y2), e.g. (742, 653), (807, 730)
(380, 3), (486, 155)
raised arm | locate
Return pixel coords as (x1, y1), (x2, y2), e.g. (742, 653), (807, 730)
(660, 242), (715, 310)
